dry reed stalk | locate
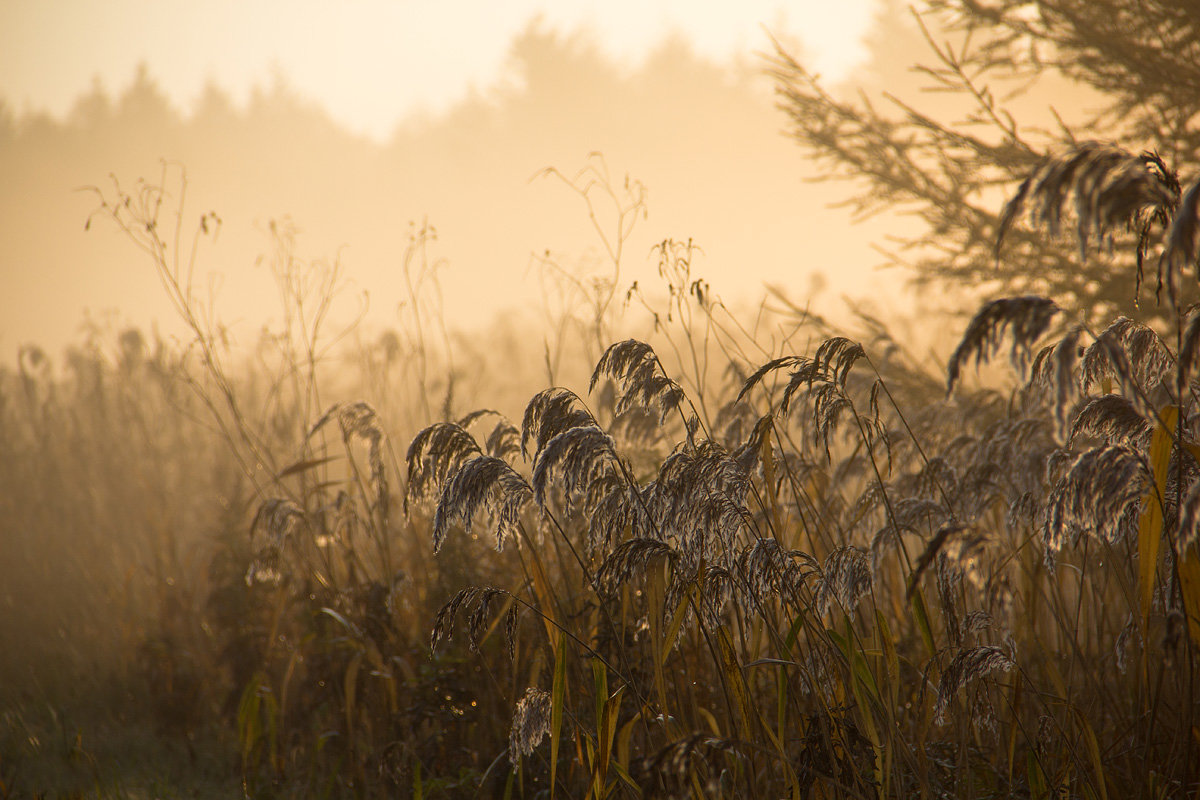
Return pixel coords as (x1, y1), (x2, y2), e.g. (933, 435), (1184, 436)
(508, 687), (552, 765)
(1043, 444), (1147, 555)
(933, 645), (1014, 725)
(947, 296), (1060, 395)
(432, 455), (532, 553)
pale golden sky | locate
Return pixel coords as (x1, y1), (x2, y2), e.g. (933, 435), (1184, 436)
(0, 1), (876, 140)
(1, 0), (927, 359)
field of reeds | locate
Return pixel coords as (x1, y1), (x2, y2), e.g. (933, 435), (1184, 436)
(4, 141), (1200, 800)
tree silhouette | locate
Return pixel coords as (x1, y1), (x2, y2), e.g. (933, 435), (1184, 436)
(772, 0), (1200, 324)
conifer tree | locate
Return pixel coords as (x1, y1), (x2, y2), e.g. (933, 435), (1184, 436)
(772, 0), (1200, 323)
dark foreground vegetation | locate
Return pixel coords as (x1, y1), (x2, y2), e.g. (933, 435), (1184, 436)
(3, 2), (1200, 797)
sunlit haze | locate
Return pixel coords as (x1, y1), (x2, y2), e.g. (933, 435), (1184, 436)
(5, 2), (1189, 795)
(1, 1), (874, 141)
(0, 0), (960, 365)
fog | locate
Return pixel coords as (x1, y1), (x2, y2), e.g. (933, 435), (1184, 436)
(0, 16), (927, 358)
(2, 0), (1102, 363)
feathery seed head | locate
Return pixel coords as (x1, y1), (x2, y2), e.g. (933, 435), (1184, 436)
(737, 355), (807, 403)
(947, 296), (1060, 395)
(591, 339), (686, 423)
(432, 455), (532, 553)
(934, 646), (1014, 725)
(431, 586), (510, 654)
(1160, 176), (1200, 307)
(531, 424), (620, 508)
(457, 409), (522, 462)
(997, 144), (1179, 268)
(521, 387), (596, 460)
(1177, 476), (1200, 552)
(633, 734), (738, 799)
(1044, 444), (1147, 553)
(406, 422), (482, 510)
(643, 440), (751, 567)
(815, 545), (873, 618)
(508, 688), (552, 764)
(738, 538), (818, 603)
(595, 538), (678, 595)
(1079, 318), (1172, 398)
(1027, 326), (1084, 437)
(1069, 394), (1152, 446)
(251, 498), (306, 547)
(908, 523), (992, 596)
(310, 402), (388, 511)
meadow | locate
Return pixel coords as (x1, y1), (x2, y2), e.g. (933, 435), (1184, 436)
(5, 2), (1200, 792)
(2, 140), (1199, 800)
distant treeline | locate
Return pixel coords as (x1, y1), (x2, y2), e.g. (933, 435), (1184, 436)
(0, 19), (917, 355)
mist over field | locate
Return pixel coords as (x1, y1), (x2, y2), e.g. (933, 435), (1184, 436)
(1, 19), (916, 359)
(3, 2), (1198, 798)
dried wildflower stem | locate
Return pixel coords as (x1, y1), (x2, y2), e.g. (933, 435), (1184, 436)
(653, 316), (716, 434)
(533, 516), (651, 725)
(536, 155), (646, 353)
(864, 354), (958, 520)
(439, 582), (639, 708)
(340, 436), (392, 578)
(85, 165), (290, 500)
(765, 419), (839, 551)
(522, 524), (656, 725)
(847, 398), (915, 576)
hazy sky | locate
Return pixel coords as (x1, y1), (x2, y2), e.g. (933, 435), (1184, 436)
(2, 0), (940, 362)
(0, 1), (875, 140)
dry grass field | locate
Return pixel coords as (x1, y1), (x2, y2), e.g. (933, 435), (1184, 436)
(3, 2), (1200, 797)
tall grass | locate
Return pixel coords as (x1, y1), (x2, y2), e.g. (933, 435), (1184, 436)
(5, 145), (1200, 798)
(0, 326), (249, 794)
